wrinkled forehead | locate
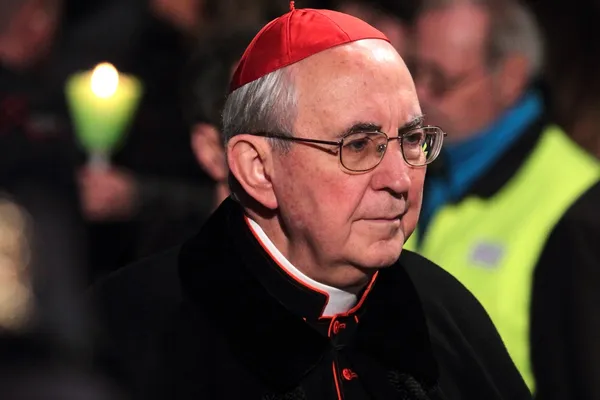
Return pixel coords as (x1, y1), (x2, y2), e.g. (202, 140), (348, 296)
(293, 40), (420, 136)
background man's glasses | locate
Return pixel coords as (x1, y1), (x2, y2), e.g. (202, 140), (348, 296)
(411, 63), (485, 99)
(250, 126), (447, 172)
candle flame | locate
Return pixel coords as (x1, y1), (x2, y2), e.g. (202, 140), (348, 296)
(91, 62), (119, 98)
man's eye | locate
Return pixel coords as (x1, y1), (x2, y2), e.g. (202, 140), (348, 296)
(344, 137), (371, 152)
(403, 130), (425, 146)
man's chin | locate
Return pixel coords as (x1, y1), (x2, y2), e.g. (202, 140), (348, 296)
(345, 228), (405, 269)
(355, 241), (404, 269)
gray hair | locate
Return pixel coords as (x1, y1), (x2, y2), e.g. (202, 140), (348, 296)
(222, 66), (297, 148)
(419, 0), (544, 79)
(221, 65), (298, 199)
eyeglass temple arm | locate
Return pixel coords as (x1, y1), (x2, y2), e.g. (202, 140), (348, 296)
(250, 132), (341, 146)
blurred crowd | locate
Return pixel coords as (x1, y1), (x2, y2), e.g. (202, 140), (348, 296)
(1, 0), (600, 398)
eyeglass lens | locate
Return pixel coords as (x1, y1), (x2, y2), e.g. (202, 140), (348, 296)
(339, 127), (443, 171)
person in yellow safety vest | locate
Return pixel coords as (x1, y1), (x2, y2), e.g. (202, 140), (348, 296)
(407, 0), (600, 399)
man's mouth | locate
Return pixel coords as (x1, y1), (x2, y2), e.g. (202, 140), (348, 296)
(363, 211), (406, 222)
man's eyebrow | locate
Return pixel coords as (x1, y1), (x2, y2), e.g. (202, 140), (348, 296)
(398, 115), (425, 135)
(333, 115), (424, 139)
(335, 122), (383, 139)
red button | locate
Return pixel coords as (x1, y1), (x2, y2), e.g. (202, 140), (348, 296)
(342, 368), (358, 381)
(333, 320), (346, 334)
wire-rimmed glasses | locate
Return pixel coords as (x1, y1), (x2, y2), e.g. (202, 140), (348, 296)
(250, 126), (447, 172)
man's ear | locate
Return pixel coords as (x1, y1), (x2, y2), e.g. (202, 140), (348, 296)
(495, 53), (530, 108)
(190, 124), (228, 182)
(227, 135), (278, 210)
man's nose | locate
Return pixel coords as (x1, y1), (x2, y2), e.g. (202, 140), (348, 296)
(370, 140), (412, 194)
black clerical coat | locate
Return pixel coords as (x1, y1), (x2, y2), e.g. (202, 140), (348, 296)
(91, 198), (531, 400)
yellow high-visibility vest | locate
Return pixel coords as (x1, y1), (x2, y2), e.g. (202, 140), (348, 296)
(405, 125), (600, 390)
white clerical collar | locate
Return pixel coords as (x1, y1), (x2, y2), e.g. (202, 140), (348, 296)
(245, 216), (357, 317)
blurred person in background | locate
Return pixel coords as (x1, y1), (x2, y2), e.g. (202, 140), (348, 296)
(202, 0), (290, 33)
(0, 0), (62, 70)
(74, 0), (212, 275)
(0, 196), (34, 332)
(84, 26), (261, 264)
(182, 27), (262, 209)
(0, 0), (91, 362)
(0, 330), (123, 400)
(0, 195), (122, 400)
(405, 0), (600, 398)
(333, 0), (414, 59)
(75, 0), (290, 275)
(523, 0), (600, 158)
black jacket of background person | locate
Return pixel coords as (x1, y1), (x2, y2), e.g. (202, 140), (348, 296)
(425, 114), (600, 400)
(0, 65), (91, 358)
(90, 199), (530, 400)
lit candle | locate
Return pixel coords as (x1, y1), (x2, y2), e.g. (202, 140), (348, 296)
(66, 62), (143, 170)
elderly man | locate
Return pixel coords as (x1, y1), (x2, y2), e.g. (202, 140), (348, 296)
(407, 0), (600, 398)
(91, 4), (530, 400)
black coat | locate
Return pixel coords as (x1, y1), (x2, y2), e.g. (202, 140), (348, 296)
(91, 199), (531, 400)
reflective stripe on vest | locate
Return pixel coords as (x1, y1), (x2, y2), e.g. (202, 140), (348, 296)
(404, 125), (600, 391)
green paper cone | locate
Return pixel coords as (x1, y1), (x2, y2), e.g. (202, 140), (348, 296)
(65, 64), (143, 157)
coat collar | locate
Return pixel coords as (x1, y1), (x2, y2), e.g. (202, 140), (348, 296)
(178, 199), (438, 392)
(244, 216), (358, 317)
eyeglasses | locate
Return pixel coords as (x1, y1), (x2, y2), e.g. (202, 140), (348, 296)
(250, 126), (447, 172)
(411, 63), (484, 99)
